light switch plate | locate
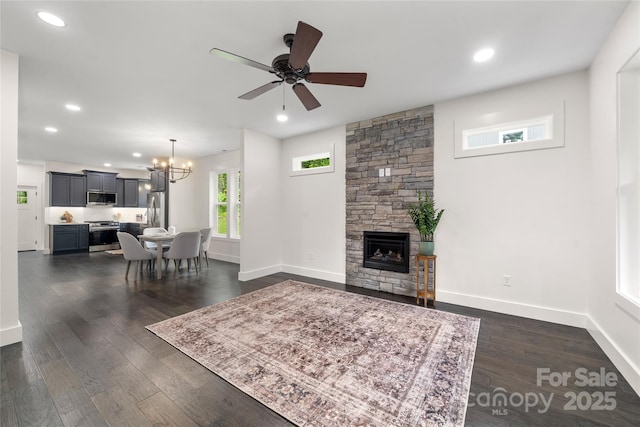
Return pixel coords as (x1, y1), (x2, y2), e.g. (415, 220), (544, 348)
(385, 167), (391, 176)
(379, 168), (385, 177)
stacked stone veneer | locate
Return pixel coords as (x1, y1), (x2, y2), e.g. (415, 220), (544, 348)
(346, 105), (434, 296)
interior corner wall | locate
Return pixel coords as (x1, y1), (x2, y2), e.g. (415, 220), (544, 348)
(166, 158), (198, 233)
(239, 129), (282, 281)
(192, 150), (242, 263)
(280, 126), (347, 284)
(1, 49), (22, 346)
(588, 1), (640, 396)
(434, 71), (591, 327)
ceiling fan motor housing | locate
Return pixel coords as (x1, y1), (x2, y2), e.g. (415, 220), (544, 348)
(271, 53), (310, 84)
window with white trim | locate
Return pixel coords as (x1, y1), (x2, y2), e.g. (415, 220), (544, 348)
(463, 115), (553, 150)
(211, 169), (241, 238)
(454, 101), (565, 159)
(617, 48), (640, 312)
(234, 170), (241, 238)
(290, 145), (335, 176)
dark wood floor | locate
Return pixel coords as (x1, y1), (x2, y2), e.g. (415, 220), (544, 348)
(2, 251), (639, 426)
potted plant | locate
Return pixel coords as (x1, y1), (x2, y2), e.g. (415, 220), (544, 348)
(408, 189), (444, 255)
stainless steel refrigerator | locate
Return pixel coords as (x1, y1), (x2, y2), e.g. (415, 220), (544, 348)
(147, 191), (168, 229)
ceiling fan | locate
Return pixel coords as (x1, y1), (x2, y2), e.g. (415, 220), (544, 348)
(209, 21), (367, 111)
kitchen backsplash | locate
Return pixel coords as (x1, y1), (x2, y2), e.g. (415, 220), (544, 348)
(46, 206), (147, 224)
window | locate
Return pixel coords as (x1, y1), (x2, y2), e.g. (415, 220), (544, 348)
(235, 171), (241, 237)
(454, 101), (565, 158)
(211, 170), (241, 238)
(463, 115), (553, 151)
(17, 190), (27, 204)
(617, 48), (640, 314)
(215, 173), (228, 235)
(290, 145), (335, 176)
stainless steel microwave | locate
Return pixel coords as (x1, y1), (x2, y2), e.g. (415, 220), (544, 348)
(87, 192), (116, 205)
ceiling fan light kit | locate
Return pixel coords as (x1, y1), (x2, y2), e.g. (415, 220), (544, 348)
(210, 21), (367, 112)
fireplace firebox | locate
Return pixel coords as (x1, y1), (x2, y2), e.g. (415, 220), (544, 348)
(363, 231), (410, 273)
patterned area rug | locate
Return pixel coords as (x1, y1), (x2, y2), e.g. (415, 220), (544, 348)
(147, 280), (480, 426)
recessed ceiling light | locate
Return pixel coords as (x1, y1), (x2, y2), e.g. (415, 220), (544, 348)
(132, 152), (141, 158)
(104, 163), (112, 167)
(37, 11), (65, 27)
(473, 48), (495, 63)
(65, 104), (81, 111)
(45, 127), (58, 133)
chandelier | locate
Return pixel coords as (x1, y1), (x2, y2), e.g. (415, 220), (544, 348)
(149, 139), (193, 183)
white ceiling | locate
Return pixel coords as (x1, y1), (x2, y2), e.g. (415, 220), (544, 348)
(1, 1), (629, 171)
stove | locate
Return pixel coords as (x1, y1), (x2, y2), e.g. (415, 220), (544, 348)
(85, 221), (120, 231)
(86, 221), (120, 251)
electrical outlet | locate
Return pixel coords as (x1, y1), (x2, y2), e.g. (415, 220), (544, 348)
(385, 167), (391, 176)
(309, 253), (315, 261)
(503, 274), (512, 286)
(379, 168), (385, 177)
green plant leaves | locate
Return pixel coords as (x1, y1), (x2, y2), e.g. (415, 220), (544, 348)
(408, 190), (444, 242)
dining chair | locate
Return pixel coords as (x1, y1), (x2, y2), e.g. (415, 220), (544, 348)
(200, 227), (213, 267)
(142, 227), (171, 251)
(163, 231), (201, 276)
(117, 232), (155, 279)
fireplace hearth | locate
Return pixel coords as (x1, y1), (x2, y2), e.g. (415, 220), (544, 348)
(363, 231), (410, 273)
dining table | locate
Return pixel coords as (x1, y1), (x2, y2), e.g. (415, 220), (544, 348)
(138, 233), (176, 279)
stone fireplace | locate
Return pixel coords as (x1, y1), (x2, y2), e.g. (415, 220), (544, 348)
(363, 231), (410, 273)
(346, 105), (434, 296)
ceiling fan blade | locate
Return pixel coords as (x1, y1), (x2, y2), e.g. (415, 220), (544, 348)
(306, 72), (367, 87)
(238, 81), (283, 100)
(209, 48), (274, 73)
(288, 21), (323, 70)
(292, 83), (321, 111)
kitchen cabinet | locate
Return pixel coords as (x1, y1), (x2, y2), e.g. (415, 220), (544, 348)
(116, 178), (148, 207)
(116, 178), (124, 207)
(138, 179), (150, 208)
(85, 170), (117, 192)
(49, 172), (86, 207)
(123, 179), (139, 207)
(50, 224), (89, 254)
(150, 170), (166, 192)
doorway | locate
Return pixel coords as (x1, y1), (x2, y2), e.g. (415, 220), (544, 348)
(17, 185), (38, 251)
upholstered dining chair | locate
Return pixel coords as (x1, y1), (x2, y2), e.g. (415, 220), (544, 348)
(199, 227), (213, 267)
(163, 231), (201, 276)
(142, 227), (170, 251)
(117, 232), (155, 279)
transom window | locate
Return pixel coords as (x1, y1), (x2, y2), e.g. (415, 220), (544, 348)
(290, 146), (335, 176)
(464, 116), (553, 150)
(454, 102), (565, 159)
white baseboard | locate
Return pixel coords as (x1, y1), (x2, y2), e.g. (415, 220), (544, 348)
(281, 264), (345, 284)
(438, 289), (587, 327)
(0, 322), (22, 347)
(439, 289), (640, 398)
(238, 264), (282, 282)
(585, 315), (640, 397)
(210, 252), (240, 264)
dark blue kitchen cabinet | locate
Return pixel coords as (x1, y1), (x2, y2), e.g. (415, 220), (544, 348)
(138, 180), (150, 208)
(116, 178), (125, 207)
(123, 179), (139, 207)
(49, 172), (86, 207)
(150, 170), (166, 192)
(50, 224), (89, 254)
(85, 170), (117, 192)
